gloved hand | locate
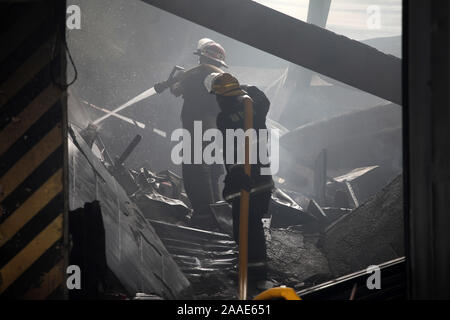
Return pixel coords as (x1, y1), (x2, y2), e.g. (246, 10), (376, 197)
(222, 165), (252, 202)
(154, 81), (169, 93)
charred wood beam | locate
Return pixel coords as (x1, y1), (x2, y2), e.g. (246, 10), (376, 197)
(143, 0), (401, 105)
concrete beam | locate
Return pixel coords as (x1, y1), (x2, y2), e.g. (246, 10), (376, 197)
(143, 0), (401, 105)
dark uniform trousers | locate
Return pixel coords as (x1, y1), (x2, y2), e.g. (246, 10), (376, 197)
(171, 63), (225, 228)
(181, 115), (222, 228)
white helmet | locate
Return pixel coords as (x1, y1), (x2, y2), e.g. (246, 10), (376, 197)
(194, 38), (228, 68)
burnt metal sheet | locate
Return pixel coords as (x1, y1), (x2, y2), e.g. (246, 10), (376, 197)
(149, 219), (237, 277)
(129, 168), (192, 224)
(329, 166), (387, 205)
(68, 125), (189, 298)
(210, 189), (316, 233)
(270, 188), (316, 228)
(210, 202), (233, 236)
(334, 166), (379, 183)
(134, 191), (191, 223)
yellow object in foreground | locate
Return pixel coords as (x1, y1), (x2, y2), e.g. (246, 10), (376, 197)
(253, 287), (302, 300)
(210, 73), (246, 96)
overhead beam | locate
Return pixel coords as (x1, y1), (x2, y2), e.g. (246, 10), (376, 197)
(143, 0), (401, 105)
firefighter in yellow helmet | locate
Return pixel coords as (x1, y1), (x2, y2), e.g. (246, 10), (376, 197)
(205, 72), (274, 289)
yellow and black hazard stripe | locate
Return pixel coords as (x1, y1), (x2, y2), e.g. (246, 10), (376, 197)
(0, 1), (67, 299)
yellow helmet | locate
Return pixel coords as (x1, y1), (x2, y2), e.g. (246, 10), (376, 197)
(204, 73), (246, 96)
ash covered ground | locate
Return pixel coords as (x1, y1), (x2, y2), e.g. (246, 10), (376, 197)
(111, 161), (404, 299)
(184, 174), (404, 299)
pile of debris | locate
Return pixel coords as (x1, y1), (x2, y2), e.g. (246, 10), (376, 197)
(69, 102), (405, 299)
(321, 174), (404, 277)
(109, 153), (404, 298)
(266, 227), (331, 290)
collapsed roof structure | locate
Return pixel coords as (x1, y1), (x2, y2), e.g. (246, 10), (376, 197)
(65, 0), (405, 299)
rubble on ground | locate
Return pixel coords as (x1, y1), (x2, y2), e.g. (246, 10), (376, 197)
(267, 227), (332, 289)
(149, 219), (239, 299)
(321, 174), (404, 277)
(69, 105), (405, 299)
(102, 147), (404, 298)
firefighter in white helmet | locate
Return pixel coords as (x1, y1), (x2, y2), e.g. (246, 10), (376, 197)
(154, 38), (228, 229)
(194, 38), (228, 68)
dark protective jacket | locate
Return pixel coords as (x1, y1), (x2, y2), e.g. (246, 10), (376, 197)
(216, 85), (274, 196)
(215, 85), (273, 281)
(171, 64), (224, 128)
